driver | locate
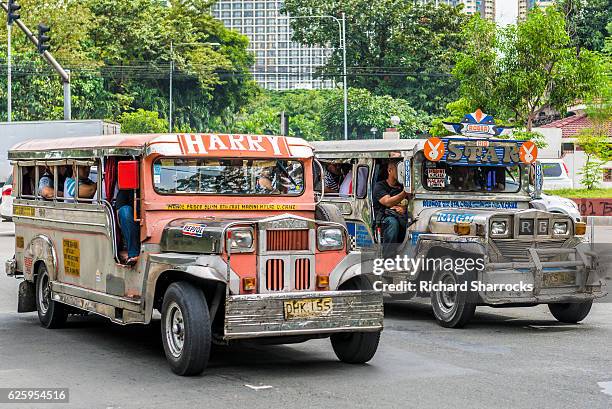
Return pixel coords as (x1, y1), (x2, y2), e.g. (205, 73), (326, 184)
(373, 160), (408, 257)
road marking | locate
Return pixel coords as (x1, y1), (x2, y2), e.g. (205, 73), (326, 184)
(245, 384), (273, 391)
(598, 381), (612, 396)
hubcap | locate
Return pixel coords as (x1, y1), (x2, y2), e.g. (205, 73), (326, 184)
(38, 274), (50, 315)
(165, 302), (185, 358)
(436, 271), (458, 315)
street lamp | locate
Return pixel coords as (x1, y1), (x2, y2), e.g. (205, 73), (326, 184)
(370, 127), (378, 138)
(169, 41), (221, 133)
(286, 13), (348, 140)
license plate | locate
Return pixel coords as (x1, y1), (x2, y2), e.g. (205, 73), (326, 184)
(542, 271), (575, 287)
(283, 298), (333, 320)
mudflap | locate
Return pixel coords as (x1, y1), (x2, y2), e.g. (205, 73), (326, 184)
(18, 281), (37, 313)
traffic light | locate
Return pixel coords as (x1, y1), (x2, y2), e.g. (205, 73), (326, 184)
(7, 0), (21, 25)
(37, 24), (51, 54)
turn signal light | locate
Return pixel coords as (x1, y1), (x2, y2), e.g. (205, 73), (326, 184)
(316, 275), (329, 289)
(242, 277), (256, 292)
(575, 222), (587, 236)
(454, 222), (472, 236)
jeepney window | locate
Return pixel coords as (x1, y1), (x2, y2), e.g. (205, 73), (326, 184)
(153, 158), (305, 196)
(64, 163), (99, 203)
(422, 161), (521, 193)
(356, 165), (369, 199)
(19, 166), (35, 198)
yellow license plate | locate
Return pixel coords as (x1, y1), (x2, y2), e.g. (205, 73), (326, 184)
(283, 298), (333, 320)
(543, 271), (575, 287)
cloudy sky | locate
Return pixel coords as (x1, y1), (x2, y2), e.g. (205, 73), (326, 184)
(496, 0), (518, 26)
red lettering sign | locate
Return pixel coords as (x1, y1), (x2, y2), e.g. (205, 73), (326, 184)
(177, 134), (290, 157)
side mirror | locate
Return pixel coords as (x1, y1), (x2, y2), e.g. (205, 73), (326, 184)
(118, 161), (139, 190)
(396, 160), (411, 193)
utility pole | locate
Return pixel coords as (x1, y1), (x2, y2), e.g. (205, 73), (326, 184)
(341, 12), (348, 141)
(169, 41), (173, 133)
(6, 0), (21, 122)
(1, 2), (71, 120)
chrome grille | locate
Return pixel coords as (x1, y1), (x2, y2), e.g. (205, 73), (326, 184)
(492, 239), (567, 261)
(294, 258), (311, 290)
(266, 229), (309, 251)
(266, 259), (284, 291)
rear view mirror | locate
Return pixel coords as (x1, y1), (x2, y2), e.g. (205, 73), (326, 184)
(118, 161), (139, 190)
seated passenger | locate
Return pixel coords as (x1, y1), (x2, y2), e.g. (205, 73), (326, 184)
(339, 169), (353, 197)
(115, 189), (139, 266)
(64, 166), (97, 203)
(38, 166), (67, 200)
(323, 162), (342, 194)
(373, 161), (408, 257)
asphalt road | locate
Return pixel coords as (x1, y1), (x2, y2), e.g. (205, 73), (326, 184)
(0, 221), (610, 409)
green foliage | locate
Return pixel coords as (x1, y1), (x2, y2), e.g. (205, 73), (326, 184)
(556, 0), (612, 53)
(429, 98), (477, 137)
(579, 158), (604, 189)
(545, 188), (612, 198)
(453, 8), (605, 130)
(119, 109), (169, 134)
(282, 0), (468, 115)
(0, 0), (255, 128)
(320, 88), (429, 139)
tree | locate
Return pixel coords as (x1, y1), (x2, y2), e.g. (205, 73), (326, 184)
(320, 88), (429, 139)
(453, 8), (605, 131)
(282, 0), (469, 115)
(556, 0), (612, 54)
(119, 109), (169, 134)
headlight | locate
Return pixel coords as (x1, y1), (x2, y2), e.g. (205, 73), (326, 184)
(317, 227), (344, 251)
(553, 222), (568, 235)
(491, 221), (508, 236)
(228, 228), (254, 251)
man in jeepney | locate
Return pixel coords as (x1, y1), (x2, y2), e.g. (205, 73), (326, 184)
(373, 160), (409, 256)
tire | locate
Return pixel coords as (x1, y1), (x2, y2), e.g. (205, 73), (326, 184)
(430, 261), (476, 328)
(331, 276), (381, 364)
(315, 203), (347, 228)
(35, 264), (68, 329)
(161, 282), (211, 376)
(548, 301), (593, 323)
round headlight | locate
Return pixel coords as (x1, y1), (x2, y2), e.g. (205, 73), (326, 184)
(229, 229), (254, 250)
(491, 221), (508, 236)
(553, 222), (568, 235)
(317, 227), (344, 251)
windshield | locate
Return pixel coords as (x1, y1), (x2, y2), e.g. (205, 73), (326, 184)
(422, 161), (521, 193)
(153, 158), (305, 195)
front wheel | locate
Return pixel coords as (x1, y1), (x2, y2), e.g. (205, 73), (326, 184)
(430, 265), (476, 328)
(331, 276), (381, 364)
(36, 265), (68, 329)
(161, 282), (211, 376)
(548, 301), (593, 323)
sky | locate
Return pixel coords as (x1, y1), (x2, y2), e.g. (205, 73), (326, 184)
(496, 0), (519, 26)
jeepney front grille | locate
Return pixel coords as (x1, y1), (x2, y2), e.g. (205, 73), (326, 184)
(294, 258), (311, 290)
(492, 239), (567, 262)
(266, 229), (309, 251)
(266, 259), (285, 291)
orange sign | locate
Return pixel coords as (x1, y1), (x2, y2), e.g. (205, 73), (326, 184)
(519, 141), (538, 164)
(177, 134), (291, 157)
(424, 137), (445, 162)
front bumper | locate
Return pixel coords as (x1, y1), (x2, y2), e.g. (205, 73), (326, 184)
(223, 290), (384, 340)
(481, 247), (607, 304)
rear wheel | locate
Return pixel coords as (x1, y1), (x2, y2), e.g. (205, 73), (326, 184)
(161, 282), (211, 376)
(430, 262), (476, 328)
(35, 265), (67, 329)
(331, 276), (380, 364)
(548, 301), (593, 323)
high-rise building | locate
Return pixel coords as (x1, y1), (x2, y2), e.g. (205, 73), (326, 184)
(211, 0), (333, 90)
(414, 0), (496, 20)
(518, 0), (555, 20)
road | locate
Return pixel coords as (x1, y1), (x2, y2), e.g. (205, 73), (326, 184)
(0, 221), (610, 409)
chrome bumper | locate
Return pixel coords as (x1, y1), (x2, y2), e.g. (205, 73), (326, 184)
(482, 247), (607, 304)
(5, 257), (16, 277)
(223, 290), (384, 340)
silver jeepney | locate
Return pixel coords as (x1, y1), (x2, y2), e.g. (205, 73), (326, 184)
(313, 137), (607, 328)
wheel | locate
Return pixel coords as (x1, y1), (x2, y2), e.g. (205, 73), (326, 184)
(315, 203), (347, 228)
(430, 262), (476, 328)
(35, 264), (67, 329)
(548, 301), (593, 323)
(161, 282), (211, 376)
(331, 276), (381, 364)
